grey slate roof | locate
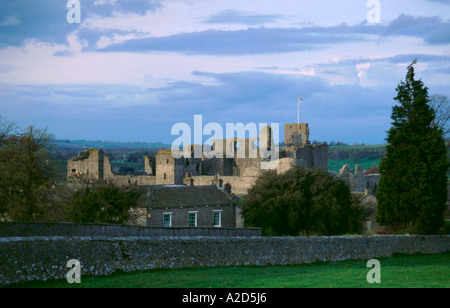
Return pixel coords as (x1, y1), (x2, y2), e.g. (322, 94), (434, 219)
(146, 185), (235, 209)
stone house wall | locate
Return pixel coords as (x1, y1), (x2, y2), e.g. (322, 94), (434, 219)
(147, 205), (236, 228)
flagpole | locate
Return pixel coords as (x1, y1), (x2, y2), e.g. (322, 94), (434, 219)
(297, 97), (300, 124)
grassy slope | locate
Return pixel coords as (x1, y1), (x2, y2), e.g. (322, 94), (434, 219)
(328, 157), (381, 172)
(328, 144), (386, 172)
(7, 253), (449, 288)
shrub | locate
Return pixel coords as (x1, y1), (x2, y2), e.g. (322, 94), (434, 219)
(242, 166), (364, 236)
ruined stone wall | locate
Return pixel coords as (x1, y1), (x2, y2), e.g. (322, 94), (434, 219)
(67, 149), (113, 181)
(312, 143), (328, 171)
(66, 119), (329, 195)
(336, 165), (380, 193)
(276, 157), (296, 174)
(110, 174), (157, 187)
(281, 143), (328, 171)
(234, 157), (262, 177)
(187, 175), (257, 196)
(292, 145), (314, 168)
(1, 235), (448, 286)
(202, 157), (234, 176)
(144, 156), (153, 175)
(188, 157), (307, 195)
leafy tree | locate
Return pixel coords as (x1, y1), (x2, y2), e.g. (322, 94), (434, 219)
(429, 94), (449, 137)
(242, 166), (363, 236)
(376, 60), (448, 234)
(67, 184), (142, 224)
(0, 124), (55, 221)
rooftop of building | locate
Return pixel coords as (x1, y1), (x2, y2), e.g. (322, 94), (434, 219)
(146, 185), (236, 209)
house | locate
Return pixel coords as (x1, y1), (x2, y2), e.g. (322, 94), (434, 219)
(145, 185), (239, 228)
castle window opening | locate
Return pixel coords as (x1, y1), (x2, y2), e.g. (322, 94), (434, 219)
(163, 173), (166, 179)
(166, 159), (169, 164)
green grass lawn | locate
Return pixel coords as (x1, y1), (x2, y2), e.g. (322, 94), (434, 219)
(6, 253), (449, 288)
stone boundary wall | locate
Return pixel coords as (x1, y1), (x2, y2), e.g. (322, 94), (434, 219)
(0, 222), (262, 238)
(0, 235), (449, 286)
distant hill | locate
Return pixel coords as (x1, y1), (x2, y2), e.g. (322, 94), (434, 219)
(328, 144), (386, 172)
(50, 139), (171, 151)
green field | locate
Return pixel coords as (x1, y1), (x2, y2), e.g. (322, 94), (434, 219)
(327, 144), (386, 172)
(6, 253), (449, 288)
(328, 158), (380, 172)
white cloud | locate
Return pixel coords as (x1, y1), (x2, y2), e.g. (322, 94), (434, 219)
(1, 15), (21, 27)
(356, 63), (371, 77)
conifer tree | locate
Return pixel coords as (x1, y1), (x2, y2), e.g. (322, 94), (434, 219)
(376, 60), (448, 234)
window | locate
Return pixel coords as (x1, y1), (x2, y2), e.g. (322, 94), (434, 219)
(213, 210), (222, 227)
(163, 212), (172, 227)
(188, 211), (198, 227)
(163, 173), (166, 179)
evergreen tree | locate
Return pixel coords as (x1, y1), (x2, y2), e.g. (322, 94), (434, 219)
(376, 60), (448, 234)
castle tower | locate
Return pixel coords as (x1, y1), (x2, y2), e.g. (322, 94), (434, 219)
(284, 123), (309, 147)
(155, 150), (176, 184)
(259, 125), (272, 151)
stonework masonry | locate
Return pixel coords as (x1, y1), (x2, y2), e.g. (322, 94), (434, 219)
(0, 222), (262, 237)
(335, 164), (381, 193)
(66, 123), (380, 195)
(67, 123), (330, 196)
(0, 234), (448, 286)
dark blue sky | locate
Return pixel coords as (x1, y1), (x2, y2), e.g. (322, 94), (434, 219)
(0, 0), (449, 144)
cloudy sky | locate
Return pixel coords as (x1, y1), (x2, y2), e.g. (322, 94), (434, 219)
(0, 0), (449, 145)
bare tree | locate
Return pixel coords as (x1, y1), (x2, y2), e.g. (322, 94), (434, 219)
(0, 115), (16, 146)
(0, 125), (55, 221)
(430, 94), (450, 137)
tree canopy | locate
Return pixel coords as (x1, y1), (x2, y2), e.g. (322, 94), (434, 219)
(0, 123), (55, 221)
(242, 166), (363, 236)
(67, 184), (142, 224)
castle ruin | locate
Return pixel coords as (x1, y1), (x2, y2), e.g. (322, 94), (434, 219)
(67, 123), (328, 195)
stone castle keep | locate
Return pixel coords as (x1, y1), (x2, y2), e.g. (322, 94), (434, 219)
(67, 123), (328, 195)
